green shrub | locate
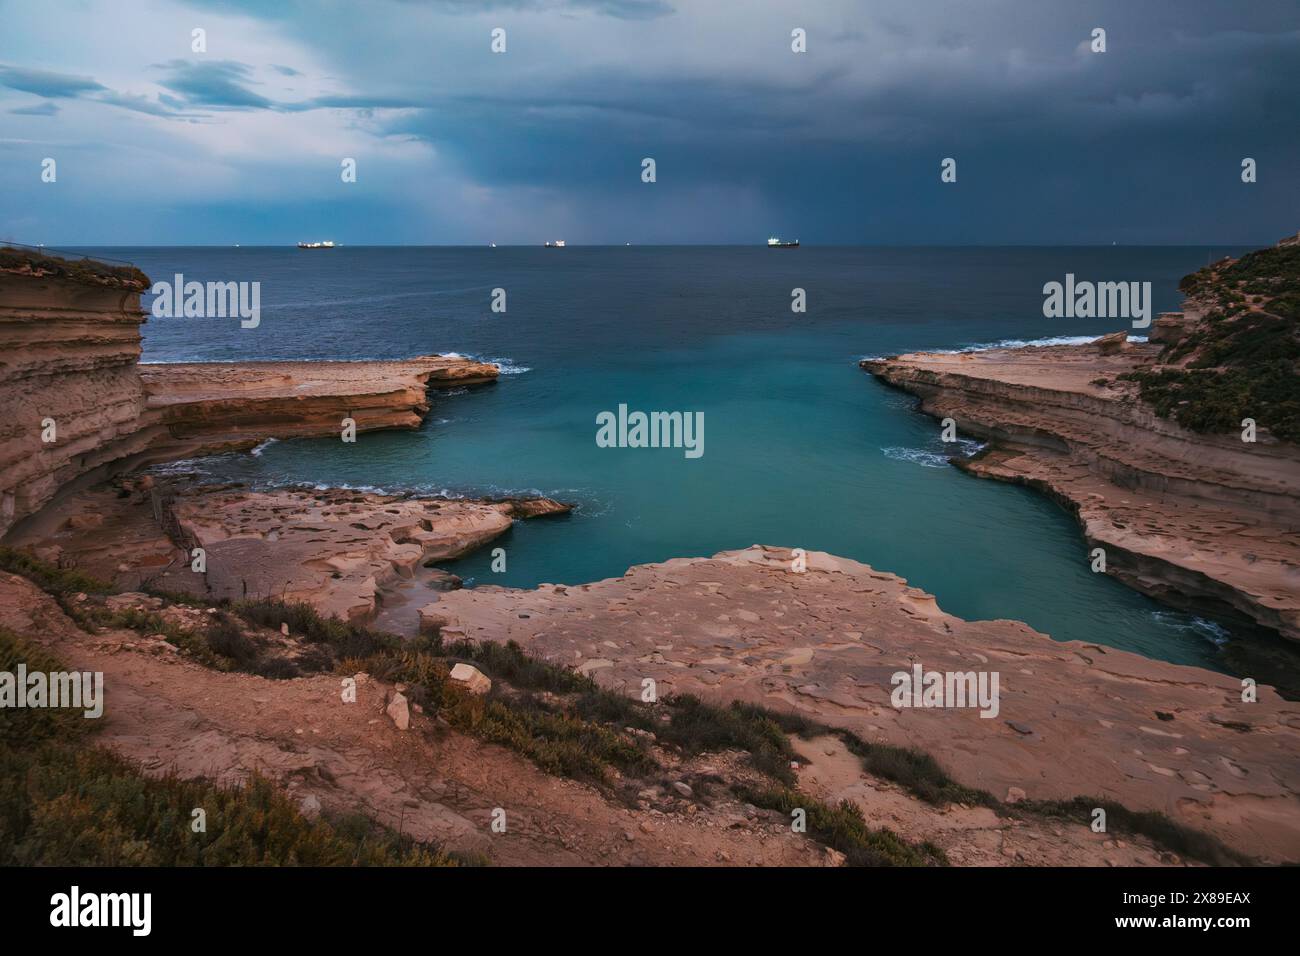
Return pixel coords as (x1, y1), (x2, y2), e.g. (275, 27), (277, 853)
(0, 547), (111, 596)
(737, 785), (948, 866)
(0, 626), (456, 865)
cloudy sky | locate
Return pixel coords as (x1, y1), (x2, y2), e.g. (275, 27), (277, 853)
(1, 0), (1297, 245)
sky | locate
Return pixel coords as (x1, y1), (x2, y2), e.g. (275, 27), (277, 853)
(1, 0), (1298, 246)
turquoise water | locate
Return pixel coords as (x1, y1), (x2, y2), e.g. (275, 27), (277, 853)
(90, 244), (1277, 673)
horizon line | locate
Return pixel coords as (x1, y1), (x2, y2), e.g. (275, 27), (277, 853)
(6, 241), (1270, 250)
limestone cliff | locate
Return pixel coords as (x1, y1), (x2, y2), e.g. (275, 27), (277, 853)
(0, 248), (498, 539)
(861, 240), (1300, 642)
(0, 250), (155, 539)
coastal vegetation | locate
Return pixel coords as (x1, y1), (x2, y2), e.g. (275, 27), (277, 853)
(1123, 243), (1300, 442)
(0, 244), (150, 290)
(0, 548), (1252, 867)
(0, 624), (459, 866)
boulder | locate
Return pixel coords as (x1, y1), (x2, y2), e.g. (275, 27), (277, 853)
(448, 662), (491, 695)
(1094, 331), (1130, 355)
(504, 497), (573, 519)
(386, 690), (411, 730)
(1149, 311), (1191, 346)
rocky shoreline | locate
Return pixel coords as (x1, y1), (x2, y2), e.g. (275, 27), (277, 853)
(862, 341), (1300, 643)
(0, 246), (499, 539)
(3, 246), (1296, 866)
(422, 545), (1300, 860)
(861, 253), (1300, 648)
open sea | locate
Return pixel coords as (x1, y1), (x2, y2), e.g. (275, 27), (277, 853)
(69, 244), (1283, 676)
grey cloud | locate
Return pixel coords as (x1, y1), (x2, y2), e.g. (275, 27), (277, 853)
(0, 64), (105, 98)
(152, 60), (275, 109)
(9, 101), (60, 115)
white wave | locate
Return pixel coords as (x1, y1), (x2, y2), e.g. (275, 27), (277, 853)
(881, 437), (984, 469)
(250, 437), (278, 457)
(880, 447), (951, 468)
(860, 333), (1148, 363)
(936, 334), (1150, 354)
(310, 482), (391, 494)
(484, 356), (531, 375)
(953, 438), (987, 456)
(1150, 610), (1230, 645)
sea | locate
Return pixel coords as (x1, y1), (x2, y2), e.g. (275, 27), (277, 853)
(63, 244), (1290, 678)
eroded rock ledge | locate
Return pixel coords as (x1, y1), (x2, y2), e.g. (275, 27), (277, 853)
(11, 480), (571, 624)
(139, 356), (498, 445)
(422, 545), (1300, 861)
(163, 485), (569, 621)
(861, 339), (1300, 642)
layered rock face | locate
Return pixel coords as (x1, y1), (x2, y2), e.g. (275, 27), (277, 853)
(424, 545), (1300, 861)
(0, 249), (498, 540)
(139, 355), (498, 446)
(0, 258), (154, 538)
(861, 339), (1300, 642)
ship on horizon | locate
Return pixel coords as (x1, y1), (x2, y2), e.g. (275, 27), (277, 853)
(767, 236), (799, 248)
(297, 240), (336, 249)
(544, 239), (566, 248)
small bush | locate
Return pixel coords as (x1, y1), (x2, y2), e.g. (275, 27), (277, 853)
(203, 612), (259, 667)
(0, 547), (111, 596)
(737, 785), (948, 867)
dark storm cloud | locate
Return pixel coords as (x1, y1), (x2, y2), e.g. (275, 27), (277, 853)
(2, 0), (1298, 243)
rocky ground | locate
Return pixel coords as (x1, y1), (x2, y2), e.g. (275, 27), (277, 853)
(7, 477), (571, 624)
(5, 458), (1294, 865)
(0, 568), (1193, 867)
(423, 545), (1300, 862)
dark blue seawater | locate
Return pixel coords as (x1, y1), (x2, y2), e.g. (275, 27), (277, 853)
(74, 245), (1258, 671)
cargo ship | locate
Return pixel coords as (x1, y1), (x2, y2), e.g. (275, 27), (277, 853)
(544, 239), (566, 248)
(767, 237), (799, 248)
(297, 240), (336, 249)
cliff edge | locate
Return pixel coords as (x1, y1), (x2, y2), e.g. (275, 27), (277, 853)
(861, 237), (1300, 642)
(0, 248), (498, 539)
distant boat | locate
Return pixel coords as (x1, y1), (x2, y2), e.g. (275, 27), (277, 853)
(544, 240), (566, 248)
(297, 240), (336, 249)
(767, 237), (799, 248)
